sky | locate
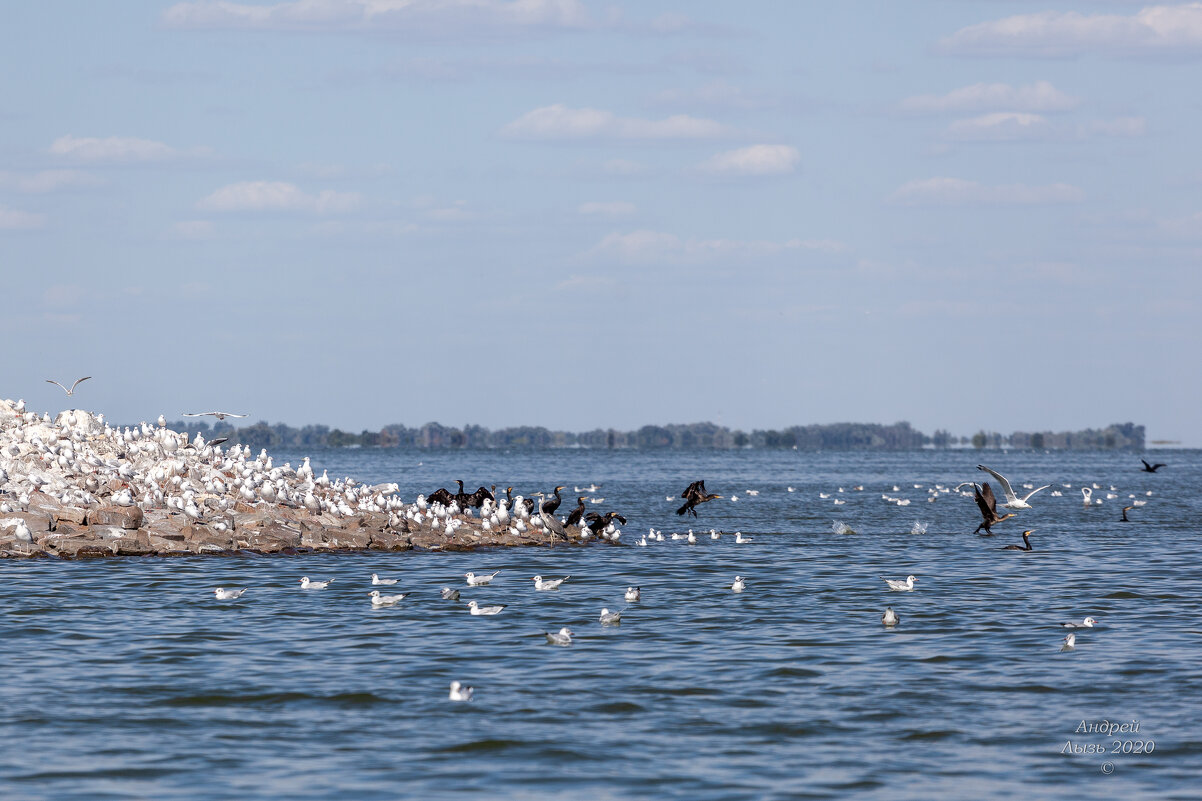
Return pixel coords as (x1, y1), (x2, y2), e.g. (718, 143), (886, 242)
(1, 1), (1200, 444)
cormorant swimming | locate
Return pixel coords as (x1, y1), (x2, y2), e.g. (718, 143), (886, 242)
(1001, 529), (1034, 551)
(1120, 505), (1134, 522)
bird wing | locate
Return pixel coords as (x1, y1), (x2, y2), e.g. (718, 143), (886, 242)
(977, 465), (1017, 504)
(1153, 463), (1166, 470)
(224, 413), (248, 418)
(976, 482), (998, 517)
(1019, 484), (1050, 503)
(45, 379), (68, 393)
(1141, 459), (1151, 470)
(69, 376), (92, 392)
(181, 412), (208, 417)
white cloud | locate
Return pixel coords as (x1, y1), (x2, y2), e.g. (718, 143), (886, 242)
(900, 80), (1078, 113)
(890, 177), (1085, 206)
(578, 201), (636, 217)
(163, 0), (594, 33)
(0, 169), (102, 193)
(946, 112), (1053, 141)
(500, 104), (731, 140)
(939, 4), (1202, 57)
(698, 144), (800, 176)
(0, 205), (47, 230)
(49, 135), (179, 163)
(198, 181), (361, 214)
(589, 229), (842, 264)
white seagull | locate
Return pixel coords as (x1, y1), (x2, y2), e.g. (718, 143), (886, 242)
(1062, 617), (1098, 629)
(183, 411), (248, 420)
(467, 600), (506, 616)
(734, 532), (753, 544)
(371, 574), (399, 585)
(731, 576), (746, 592)
(213, 587), (247, 600)
(465, 571), (500, 586)
(448, 681), (473, 702)
(46, 376), (91, 396)
(1061, 632), (1076, 651)
(545, 627), (573, 645)
(882, 575), (917, 591)
(624, 587), (640, 602)
(599, 607), (621, 625)
(977, 465), (1049, 510)
(882, 607), (899, 626)
(300, 576), (334, 589)
(369, 590), (407, 606)
(440, 587), (461, 600)
(533, 575), (570, 591)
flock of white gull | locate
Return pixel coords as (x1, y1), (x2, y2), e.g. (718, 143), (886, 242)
(2, 388), (1162, 700)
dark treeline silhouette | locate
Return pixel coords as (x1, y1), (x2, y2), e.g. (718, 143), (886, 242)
(146, 419), (1146, 452)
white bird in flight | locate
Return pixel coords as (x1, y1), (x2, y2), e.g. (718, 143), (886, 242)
(371, 574), (398, 585)
(545, 627), (574, 645)
(46, 376), (91, 396)
(213, 587), (247, 600)
(300, 576), (334, 589)
(369, 590), (407, 605)
(467, 600), (506, 615)
(465, 571), (500, 586)
(882, 575), (917, 591)
(182, 411), (248, 420)
(976, 465), (1050, 510)
(533, 575), (570, 591)
(448, 681), (473, 702)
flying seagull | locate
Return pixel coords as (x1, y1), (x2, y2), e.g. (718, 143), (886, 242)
(977, 465), (1049, 510)
(183, 411), (248, 420)
(46, 376), (91, 396)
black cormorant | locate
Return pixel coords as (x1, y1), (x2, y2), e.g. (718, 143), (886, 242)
(565, 496), (587, 527)
(540, 485), (566, 516)
(972, 482), (1016, 535)
(1001, 530), (1034, 551)
(1120, 505), (1134, 522)
(676, 480), (721, 517)
(1141, 459), (1166, 473)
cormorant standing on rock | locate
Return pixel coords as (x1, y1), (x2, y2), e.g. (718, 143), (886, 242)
(972, 482), (1015, 535)
(677, 480), (721, 517)
(565, 496), (588, 527)
(1141, 459), (1166, 473)
(586, 511), (627, 534)
(541, 485), (566, 516)
(428, 486), (453, 507)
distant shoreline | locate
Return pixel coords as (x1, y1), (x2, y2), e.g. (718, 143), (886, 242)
(146, 419), (1148, 452)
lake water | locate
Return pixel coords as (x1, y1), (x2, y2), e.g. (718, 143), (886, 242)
(2, 448), (1199, 800)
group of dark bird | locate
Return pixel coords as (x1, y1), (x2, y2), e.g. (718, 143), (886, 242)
(424, 481), (626, 537)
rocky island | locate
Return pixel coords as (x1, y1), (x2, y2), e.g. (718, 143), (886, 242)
(0, 399), (601, 560)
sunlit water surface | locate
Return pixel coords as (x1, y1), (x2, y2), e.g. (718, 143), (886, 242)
(2, 449), (1199, 800)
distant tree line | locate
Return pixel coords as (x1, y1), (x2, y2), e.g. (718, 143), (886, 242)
(149, 419), (1146, 452)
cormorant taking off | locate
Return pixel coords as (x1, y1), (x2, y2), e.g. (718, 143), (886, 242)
(971, 482), (1016, 535)
(427, 486), (454, 507)
(1141, 459), (1166, 473)
(1120, 505), (1134, 522)
(586, 511), (628, 534)
(565, 497), (588, 528)
(677, 480), (721, 517)
(1001, 530), (1034, 551)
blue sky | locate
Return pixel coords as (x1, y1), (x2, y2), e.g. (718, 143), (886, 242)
(2, 1), (1199, 443)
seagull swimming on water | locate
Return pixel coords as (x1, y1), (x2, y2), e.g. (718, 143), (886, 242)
(625, 587), (640, 602)
(731, 576), (746, 592)
(467, 600), (506, 616)
(977, 465), (1049, 510)
(46, 376), (91, 396)
(1061, 632), (1076, 651)
(300, 576), (334, 589)
(182, 411), (248, 420)
(1062, 617), (1097, 629)
(882, 607), (899, 627)
(599, 607), (621, 625)
(533, 575), (570, 591)
(440, 587), (461, 600)
(448, 681), (473, 702)
(545, 627), (573, 645)
(371, 573), (398, 585)
(213, 587), (247, 600)
(369, 590), (407, 606)
(882, 575), (917, 591)
(465, 571), (500, 586)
